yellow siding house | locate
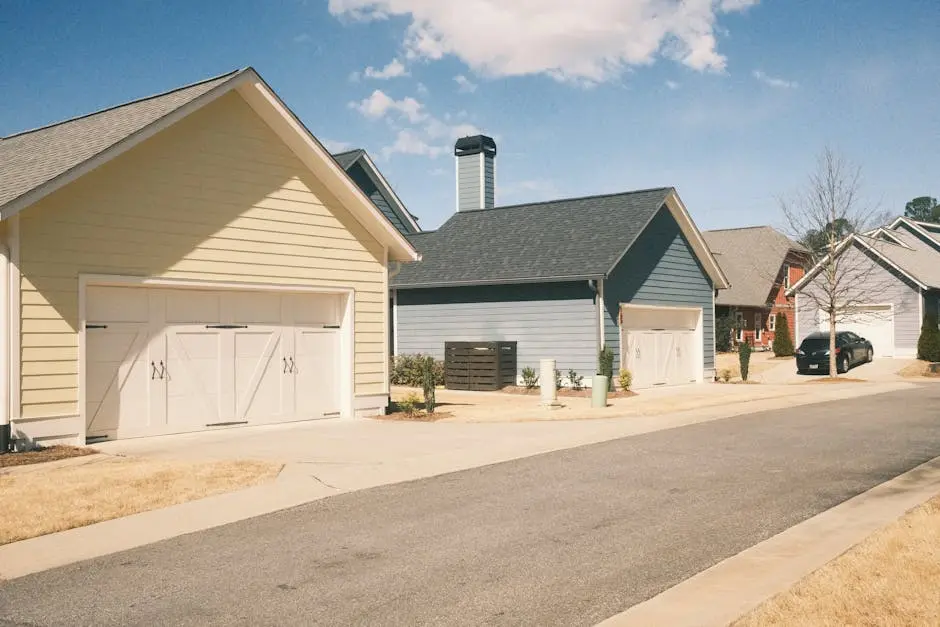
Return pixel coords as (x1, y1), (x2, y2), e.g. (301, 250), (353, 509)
(0, 68), (418, 448)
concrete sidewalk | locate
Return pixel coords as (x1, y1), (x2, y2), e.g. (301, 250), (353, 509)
(0, 380), (916, 580)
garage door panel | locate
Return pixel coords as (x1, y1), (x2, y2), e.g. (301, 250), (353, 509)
(232, 293), (283, 325)
(166, 329), (223, 427)
(820, 307), (894, 357)
(164, 290), (221, 324)
(289, 293), (341, 326)
(86, 287), (150, 323)
(85, 325), (151, 437)
(234, 329), (287, 422)
(295, 329), (341, 417)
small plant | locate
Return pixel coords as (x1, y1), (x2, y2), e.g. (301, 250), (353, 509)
(618, 368), (632, 391)
(917, 313), (940, 363)
(772, 312), (795, 357)
(567, 369), (584, 391)
(739, 339), (752, 382)
(555, 369), (563, 389)
(598, 345), (615, 391)
(397, 392), (422, 417)
(420, 355), (436, 414)
(521, 366), (539, 389)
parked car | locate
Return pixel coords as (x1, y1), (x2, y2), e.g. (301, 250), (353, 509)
(796, 331), (873, 374)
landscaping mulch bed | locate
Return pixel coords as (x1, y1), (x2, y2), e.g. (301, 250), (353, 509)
(0, 445), (97, 469)
(501, 386), (637, 399)
(376, 411), (453, 422)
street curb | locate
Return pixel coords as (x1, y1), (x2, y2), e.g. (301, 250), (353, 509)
(598, 455), (940, 627)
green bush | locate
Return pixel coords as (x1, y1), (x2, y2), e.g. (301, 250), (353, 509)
(716, 315), (736, 353)
(598, 345), (615, 391)
(391, 354), (444, 387)
(555, 368), (563, 389)
(738, 340), (752, 381)
(772, 312), (795, 357)
(521, 366), (539, 389)
(396, 392), (421, 417)
(420, 356), (437, 414)
(917, 313), (940, 362)
(618, 368), (632, 391)
(567, 369), (584, 391)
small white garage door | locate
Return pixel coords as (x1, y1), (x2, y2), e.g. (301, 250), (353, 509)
(820, 305), (894, 358)
(85, 285), (344, 440)
(621, 305), (702, 390)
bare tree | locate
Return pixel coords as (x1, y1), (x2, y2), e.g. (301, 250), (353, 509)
(780, 147), (895, 376)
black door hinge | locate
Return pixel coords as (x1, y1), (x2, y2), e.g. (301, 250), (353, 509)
(205, 324), (249, 329)
(85, 324), (108, 330)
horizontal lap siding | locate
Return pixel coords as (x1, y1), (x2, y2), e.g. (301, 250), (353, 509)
(457, 155), (481, 212)
(794, 245), (921, 355)
(604, 206), (715, 373)
(18, 91), (387, 419)
(397, 283), (597, 380)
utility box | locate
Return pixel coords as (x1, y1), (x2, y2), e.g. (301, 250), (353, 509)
(444, 341), (517, 391)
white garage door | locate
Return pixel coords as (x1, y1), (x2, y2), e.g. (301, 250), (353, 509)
(621, 305), (702, 390)
(820, 305), (894, 358)
(85, 286), (343, 440)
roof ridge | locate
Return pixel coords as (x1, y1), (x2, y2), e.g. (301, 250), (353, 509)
(456, 186), (673, 214)
(704, 225), (775, 233)
(2, 68), (245, 140)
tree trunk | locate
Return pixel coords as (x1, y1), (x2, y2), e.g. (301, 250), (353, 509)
(829, 313), (838, 377)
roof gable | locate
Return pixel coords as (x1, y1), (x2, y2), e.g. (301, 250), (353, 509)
(703, 226), (806, 308)
(0, 68), (418, 262)
(392, 187), (727, 289)
(332, 149), (421, 235)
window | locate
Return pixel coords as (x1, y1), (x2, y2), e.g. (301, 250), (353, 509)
(754, 313), (762, 342)
(769, 313), (776, 332)
(783, 264), (791, 290)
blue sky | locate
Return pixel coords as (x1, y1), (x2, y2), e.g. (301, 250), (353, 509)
(2, 0), (938, 231)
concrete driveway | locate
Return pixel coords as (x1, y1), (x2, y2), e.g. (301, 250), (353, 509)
(754, 355), (917, 384)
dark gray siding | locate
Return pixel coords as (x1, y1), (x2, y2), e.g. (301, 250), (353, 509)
(396, 282), (598, 382)
(346, 162), (414, 235)
(794, 244), (921, 356)
(603, 206), (715, 374)
(457, 154), (482, 212)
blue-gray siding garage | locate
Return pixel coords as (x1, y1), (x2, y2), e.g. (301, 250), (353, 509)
(392, 136), (729, 389)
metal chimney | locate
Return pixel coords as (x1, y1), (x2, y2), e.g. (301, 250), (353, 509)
(454, 135), (496, 211)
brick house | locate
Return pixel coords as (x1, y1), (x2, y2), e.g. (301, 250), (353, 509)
(703, 226), (809, 350)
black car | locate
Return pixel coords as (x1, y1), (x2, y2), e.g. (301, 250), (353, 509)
(796, 331), (873, 374)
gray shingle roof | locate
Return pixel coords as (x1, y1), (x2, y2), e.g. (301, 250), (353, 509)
(331, 149), (364, 170)
(0, 69), (243, 209)
(865, 227), (940, 288)
(392, 188), (673, 288)
(703, 226), (806, 308)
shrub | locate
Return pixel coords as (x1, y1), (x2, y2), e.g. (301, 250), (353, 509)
(555, 369), (563, 389)
(396, 392), (421, 417)
(391, 354), (444, 387)
(917, 313), (940, 362)
(598, 345), (615, 391)
(720, 369), (732, 383)
(716, 315), (736, 353)
(618, 368), (632, 391)
(738, 340), (752, 381)
(772, 312), (795, 357)
(521, 366), (539, 389)
(567, 369), (584, 391)
(420, 356), (437, 414)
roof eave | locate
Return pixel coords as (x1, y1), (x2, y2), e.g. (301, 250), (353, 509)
(393, 273), (605, 290)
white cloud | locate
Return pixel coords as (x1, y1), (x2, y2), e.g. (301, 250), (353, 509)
(320, 138), (355, 153)
(382, 129), (446, 159)
(665, 80), (680, 90)
(454, 74), (477, 93)
(416, 82), (429, 94)
(752, 69), (798, 89)
(328, 0), (759, 83)
(349, 89), (427, 122)
(363, 58), (409, 79)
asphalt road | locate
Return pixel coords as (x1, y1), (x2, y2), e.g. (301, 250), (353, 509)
(3, 385), (940, 627)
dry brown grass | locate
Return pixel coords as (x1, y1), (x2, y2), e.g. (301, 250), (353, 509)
(0, 445), (97, 468)
(716, 352), (782, 381)
(0, 457), (281, 545)
(899, 360), (940, 378)
(734, 495), (940, 627)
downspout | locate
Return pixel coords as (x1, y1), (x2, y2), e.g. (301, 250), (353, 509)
(588, 279), (605, 374)
(0, 240), (10, 453)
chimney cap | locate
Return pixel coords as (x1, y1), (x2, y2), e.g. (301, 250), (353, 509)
(454, 134), (497, 157)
